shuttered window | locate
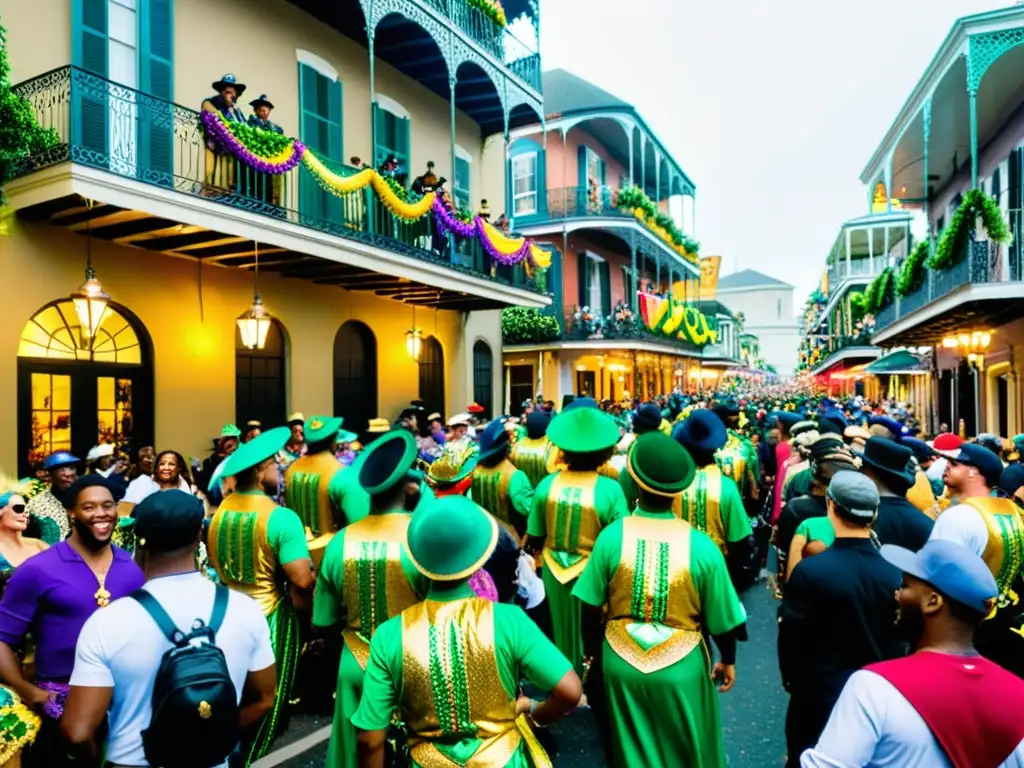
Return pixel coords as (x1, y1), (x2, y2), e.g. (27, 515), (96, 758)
(298, 62), (343, 221)
(454, 155), (471, 209)
(72, 0), (110, 159)
(139, 0), (173, 185)
(374, 104), (410, 173)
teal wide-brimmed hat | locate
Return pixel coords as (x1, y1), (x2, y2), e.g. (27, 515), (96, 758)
(358, 430), (418, 496)
(304, 415), (344, 444)
(627, 432), (696, 497)
(547, 407), (619, 453)
(207, 426), (290, 491)
(406, 495), (498, 581)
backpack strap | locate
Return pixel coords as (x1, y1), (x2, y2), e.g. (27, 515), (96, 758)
(208, 585), (229, 635)
(131, 589), (184, 644)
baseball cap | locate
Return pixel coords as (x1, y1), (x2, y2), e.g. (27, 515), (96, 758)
(880, 539), (998, 615)
(940, 442), (1004, 487)
(931, 433), (963, 452)
(134, 490), (205, 552)
(827, 470), (879, 521)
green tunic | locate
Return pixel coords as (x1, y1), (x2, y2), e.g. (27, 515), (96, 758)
(351, 583), (572, 767)
(527, 471), (628, 670)
(313, 512), (428, 768)
(471, 460), (534, 532)
(794, 516), (836, 548)
(573, 510), (747, 768)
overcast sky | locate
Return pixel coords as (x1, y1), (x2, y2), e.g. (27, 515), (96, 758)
(539, 0), (1003, 311)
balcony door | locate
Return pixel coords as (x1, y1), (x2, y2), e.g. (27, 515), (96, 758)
(72, 0), (174, 185)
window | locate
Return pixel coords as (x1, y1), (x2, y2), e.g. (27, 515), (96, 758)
(333, 322), (377, 437)
(235, 320), (286, 430)
(108, 0), (138, 89)
(298, 61), (343, 220)
(777, 299), (782, 319)
(587, 149), (605, 186)
(513, 153), (538, 215)
(472, 341), (493, 419)
(455, 146), (471, 210)
(374, 96), (410, 174)
(587, 254), (604, 309)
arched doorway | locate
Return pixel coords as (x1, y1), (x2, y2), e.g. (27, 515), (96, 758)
(472, 340), (493, 419)
(418, 336), (445, 418)
(333, 321), (378, 436)
(17, 300), (154, 476)
(236, 320), (287, 429)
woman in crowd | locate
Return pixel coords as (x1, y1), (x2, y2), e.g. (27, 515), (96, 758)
(0, 480), (48, 591)
(119, 449), (193, 516)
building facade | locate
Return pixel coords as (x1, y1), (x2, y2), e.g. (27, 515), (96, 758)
(714, 269), (798, 375)
(0, 0), (547, 474)
(860, 6), (1024, 437)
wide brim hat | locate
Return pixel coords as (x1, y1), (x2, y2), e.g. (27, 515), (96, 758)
(287, 413), (305, 427)
(43, 451), (80, 470)
(358, 430), (418, 496)
(406, 495), (498, 581)
(249, 94), (274, 110)
(207, 426), (290, 491)
(868, 416), (907, 440)
(854, 437), (916, 491)
(447, 413), (472, 427)
(563, 396), (598, 411)
(220, 424), (242, 439)
(477, 420), (510, 461)
(426, 440), (479, 486)
(305, 415), (344, 444)
(672, 409), (727, 454)
(367, 418), (391, 433)
(632, 403), (663, 435)
(547, 407), (619, 453)
(86, 444), (114, 462)
(212, 74), (246, 96)
(627, 432), (696, 497)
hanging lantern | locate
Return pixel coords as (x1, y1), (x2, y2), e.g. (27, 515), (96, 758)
(70, 266), (110, 349)
(237, 294), (272, 350)
(406, 328), (423, 361)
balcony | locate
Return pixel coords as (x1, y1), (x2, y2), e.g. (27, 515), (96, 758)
(5, 67), (545, 311)
(873, 228), (1024, 345)
(827, 256), (878, 288)
(806, 333), (880, 376)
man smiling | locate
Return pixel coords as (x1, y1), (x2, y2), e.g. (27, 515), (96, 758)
(0, 474), (144, 765)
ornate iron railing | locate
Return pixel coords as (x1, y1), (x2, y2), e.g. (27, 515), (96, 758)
(9, 66), (541, 293)
(560, 303), (701, 353)
(445, 0), (541, 91)
(543, 186), (630, 220)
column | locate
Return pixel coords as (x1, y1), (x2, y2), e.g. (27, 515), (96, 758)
(884, 151), (894, 213)
(923, 99), (932, 255)
(639, 134), (647, 193)
(628, 130), (634, 186)
(448, 74), (458, 264)
(846, 228), (853, 276)
(630, 237), (639, 313)
(969, 89), (979, 189)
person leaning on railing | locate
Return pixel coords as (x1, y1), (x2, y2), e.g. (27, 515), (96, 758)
(200, 74), (247, 195)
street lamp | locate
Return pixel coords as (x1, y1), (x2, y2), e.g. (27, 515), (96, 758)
(71, 265), (110, 350)
(406, 328), (423, 361)
(237, 243), (274, 350)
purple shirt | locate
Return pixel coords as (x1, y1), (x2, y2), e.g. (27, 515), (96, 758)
(0, 542), (144, 681)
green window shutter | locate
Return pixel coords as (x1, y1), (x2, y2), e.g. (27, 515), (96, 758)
(548, 247), (563, 317)
(71, 0), (109, 161)
(454, 157), (470, 209)
(139, 0), (174, 186)
(397, 115), (410, 173)
(576, 145), (587, 213)
(599, 261), (611, 317)
(373, 103), (385, 165)
(577, 253), (588, 311)
(298, 63), (342, 222)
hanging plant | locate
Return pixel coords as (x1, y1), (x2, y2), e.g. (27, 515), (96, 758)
(927, 188), (1010, 271)
(896, 240), (929, 297)
(615, 185), (699, 260)
(864, 266), (895, 314)
(467, 0), (507, 27)
(501, 307), (560, 344)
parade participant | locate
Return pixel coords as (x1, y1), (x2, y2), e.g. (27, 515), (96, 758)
(447, 413), (471, 443)
(902, 437), (940, 516)
(509, 410), (556, 487)
(771, 412), (800, 524)
(202, 74), (247, 191)
(712, 400), (760, 504)
(0, 475), (144, 766)
(352, 495), (581, 768)
(575, 432), (747, 768)
(780, 422), (820, 506)
(247, 94), (283, 133)
(672, 410), (753, 579)
(786, 515), (835, 578)
(928, 442), (1024, 679)
(275, 413), (307, 503)
(856, 438), (933, 551)
(802, 540), (1024, 767)
(471, 420), (534, 538)
(779, 471), (904, 767)
(527, 406), (629, 670)
(0, 480), (47, 584)
(313, 430), (428, 768)
(24, 450), (79, 543)
(615, 404), (664, 507)
(243, 420), (263, 443)
(284, 415), (357, 565)
(201, 424), (242, 489)
(84, 444), (118, 481)
(62, 490), (277, 768)
(207, 427), (314, 763)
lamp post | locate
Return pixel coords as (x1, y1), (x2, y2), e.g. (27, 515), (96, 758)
(237, 243), (275, 350)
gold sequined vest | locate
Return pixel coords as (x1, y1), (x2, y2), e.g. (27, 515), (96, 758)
(679, 466), (728, 554)
(963, 497), (1024, 598)
(285, 451), (345, 561)
(207, 492), (283, 617)
(471, 461), (518, 526)
(340, 513), (421, 670)
(510, 437), (555, 487)
(400, 599), (521, 767)
(542, 472), (602, 584)
(605, 515), (704, 673)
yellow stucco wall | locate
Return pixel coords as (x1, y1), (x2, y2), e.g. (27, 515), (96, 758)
(1, 0), (70, 83)
(0, 220), (494, 471)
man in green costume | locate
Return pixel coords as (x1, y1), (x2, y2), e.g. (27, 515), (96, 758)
(509, 411), (557, 488)
(573, 432), (748, 768)
(207, 427), (314, 765)
(472, 420), (534, 538)
(314, 431), (429, 768)
(712, 401), (760, 504)
(527, 403), (629, 671)
(284, 415), (358, 566)
(352, 494), (582, 768)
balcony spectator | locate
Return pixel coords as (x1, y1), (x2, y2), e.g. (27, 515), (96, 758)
(201, 74), (247, 195)
(245, 95), (284, 208)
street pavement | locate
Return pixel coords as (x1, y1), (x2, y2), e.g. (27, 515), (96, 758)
(260, 578), (789, 767)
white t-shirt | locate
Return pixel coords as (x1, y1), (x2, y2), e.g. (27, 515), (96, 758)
(801, 669), (1024, 767)
(929, 502), (990, 556)
(123, 475), (192, 505)
(70, 572), (275, 766)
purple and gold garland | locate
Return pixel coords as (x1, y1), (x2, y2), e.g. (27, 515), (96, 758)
(201, 112), (550, 270)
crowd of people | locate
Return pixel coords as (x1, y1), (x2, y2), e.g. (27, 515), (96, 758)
(0, 382), (1021, 767)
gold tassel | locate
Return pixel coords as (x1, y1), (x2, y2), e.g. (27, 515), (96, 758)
(515, 715), (552, 768)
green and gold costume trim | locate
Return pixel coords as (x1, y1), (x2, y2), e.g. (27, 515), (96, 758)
(208, 492), (282, 617)
(509, 437), (556, 487)
(605, 516), (704, 674)
(542, 472), (601, 584)
(248, 599), (301, 764)
(679, 466), (728, 553)
(964, 497), (1024, 604)
(471, 461), (517, 525)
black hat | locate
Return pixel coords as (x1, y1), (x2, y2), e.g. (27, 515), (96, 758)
(525, 410), (551, 440)
(135, 490), (204, 552)
(818, 417), (846, 436)
(359, 431), (418, 496)
(249, 94), (274, 110)
(212, 73), (246, 96)
(902, 437), (935, 466)
(998, 464), (1024, 497)
(61, 474), (124, 509)
(856, 437), (916, 492)
(477, 420), (510, 461)
(633, 404), (663, 435)
(672, 410), (727, 455)
(711, 399), (739, 423)
(941, 443), (1005, 488)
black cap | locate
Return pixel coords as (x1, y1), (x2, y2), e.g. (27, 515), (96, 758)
(134, 490), (205, 552)
(945, 443), (1005, 487)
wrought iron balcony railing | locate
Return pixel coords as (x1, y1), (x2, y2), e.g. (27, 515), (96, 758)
(827, 256), (879, 287)
(559, 303), (702, 353)
(8, 66), (540, 293)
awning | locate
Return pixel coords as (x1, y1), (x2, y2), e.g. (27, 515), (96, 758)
(830, 363), (870, 381)
(866, 350), (928, 374)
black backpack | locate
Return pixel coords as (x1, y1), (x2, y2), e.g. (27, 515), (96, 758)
(132, 585), (240, 768)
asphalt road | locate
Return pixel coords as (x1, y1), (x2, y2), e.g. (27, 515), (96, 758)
(260, 577), (789, 767)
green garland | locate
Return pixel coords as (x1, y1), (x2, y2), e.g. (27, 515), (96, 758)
(896, 240), (929, 297)
(501, 307), (560, 344)
(849, 290), (868, 323)
(467, 0), (507, 27)
(219, 119), (293, 159)
(927, 188), (1010, 271)
(864, 266), (895, 314)
(615, 185), (699, 254)
(0, 17), (61, 199)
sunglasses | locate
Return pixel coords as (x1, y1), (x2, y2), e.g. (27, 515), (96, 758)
(7, 505), (25, 515)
